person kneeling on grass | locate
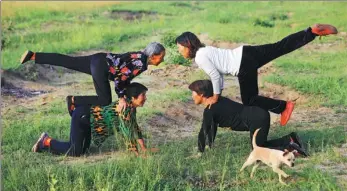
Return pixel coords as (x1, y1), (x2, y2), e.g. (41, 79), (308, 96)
(188, 80), (308, 157)
(32, 82), (157, 157)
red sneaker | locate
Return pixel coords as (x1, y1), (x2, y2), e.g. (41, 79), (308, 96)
(32, 132), (50, 152)
(280, 101), (295, 126)
(311, 24), (338, 36)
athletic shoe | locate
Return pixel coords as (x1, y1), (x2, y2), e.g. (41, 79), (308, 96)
(311, 24), (338, 36)
(32, 132), (49, 152)
(280, 101), (295, 126)
(289, 132), (304, 148)
(288, 142), (309, 157)
(20, 50), (34, 64)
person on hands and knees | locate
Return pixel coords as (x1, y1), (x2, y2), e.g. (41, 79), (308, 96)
(188, 80), (308, 157)
(32, 83), (158, 157)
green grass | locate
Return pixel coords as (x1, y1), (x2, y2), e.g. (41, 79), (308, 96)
(2, 1), (347, 190)
(2, 1), (346, 106)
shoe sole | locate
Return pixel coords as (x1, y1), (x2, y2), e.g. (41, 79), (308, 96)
(20, 50), (30, 64)
(31, 132), (47, 152)
(281, 102), (295, 126)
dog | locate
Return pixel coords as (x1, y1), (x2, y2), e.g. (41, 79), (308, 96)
(239, 128), (297, 185)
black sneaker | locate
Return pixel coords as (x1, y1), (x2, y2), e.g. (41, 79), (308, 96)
(290, 132), (304, 148)
(66, 96), (75, 116)
(288, 142), (309, 157)
(20, 50), (34, 64)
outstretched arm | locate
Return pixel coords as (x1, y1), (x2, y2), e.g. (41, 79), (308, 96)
(198, 109), (217, 152)
(197, 57), (222, 106)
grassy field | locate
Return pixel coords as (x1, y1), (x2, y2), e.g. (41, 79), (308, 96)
(1, 2), (347, 190)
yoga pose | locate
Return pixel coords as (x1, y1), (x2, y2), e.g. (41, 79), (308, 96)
(20, 42), (165, 115)
(32, 82), (157, 157)
(177, 24), (338, 126)
(188, 80), (307, 156)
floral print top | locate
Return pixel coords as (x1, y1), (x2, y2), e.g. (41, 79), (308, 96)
(106, 52), (148, 98)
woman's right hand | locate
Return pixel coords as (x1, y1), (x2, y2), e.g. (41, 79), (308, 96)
(117, 97), (127, 112)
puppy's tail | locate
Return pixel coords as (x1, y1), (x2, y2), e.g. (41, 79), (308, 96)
(252, 128), (261, 149)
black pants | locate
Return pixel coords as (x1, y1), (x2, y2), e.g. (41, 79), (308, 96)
(240, 106), (291, 151)
(49, 106), (91, 156)
(238, 27), (316, 114)
(35, 52), (112, 106)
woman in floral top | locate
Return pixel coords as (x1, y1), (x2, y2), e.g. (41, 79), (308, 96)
(20, 42), (165, 115)
(31, 82), (156, 157)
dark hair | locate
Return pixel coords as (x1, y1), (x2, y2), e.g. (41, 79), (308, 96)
(175, 31), (205, 58)
(126, 82), (148, 98)
(188, 80), (213, 98)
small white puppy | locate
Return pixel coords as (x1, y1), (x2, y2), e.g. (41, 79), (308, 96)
(240, 128), (297, 185)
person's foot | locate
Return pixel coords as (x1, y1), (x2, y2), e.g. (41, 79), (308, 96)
(66, 96), (75, 116)
(289, 132), (304, 148)
(280, 101), (295, 126)
(288, 142), (309, 157)
(20, 50), (34, 64)
(32, 132), (49, 152)
(311, 24), (338, 36)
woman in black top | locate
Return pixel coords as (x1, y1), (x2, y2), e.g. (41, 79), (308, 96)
(188, 80), (308, 156)
(20, 42), (165, 115)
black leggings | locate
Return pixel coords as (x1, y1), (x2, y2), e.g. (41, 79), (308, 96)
(35, 52), (112, 106)
(238, 27), (317, 114)
(240, 106), (291, 151)
(49, 106), (91, 156)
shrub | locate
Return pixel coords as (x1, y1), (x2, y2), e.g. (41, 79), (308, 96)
(253, 18), (274, 28)
(161, 32), (191, 66)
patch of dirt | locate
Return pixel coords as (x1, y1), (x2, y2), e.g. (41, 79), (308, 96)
(170, 2), (203, 11)
(1, 80), (48, 98)
(338, 31), (347, 37)
(302, 41), (345, 52)
(59, 151), (129, 165)
(103, 10), (158, 21)
(148, 64), (197, 81)
(145, 100), (203, 145)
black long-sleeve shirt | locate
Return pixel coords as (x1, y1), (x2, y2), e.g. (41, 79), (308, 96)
(198, 97), (250, 152)
(106, 52), (148, 98)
